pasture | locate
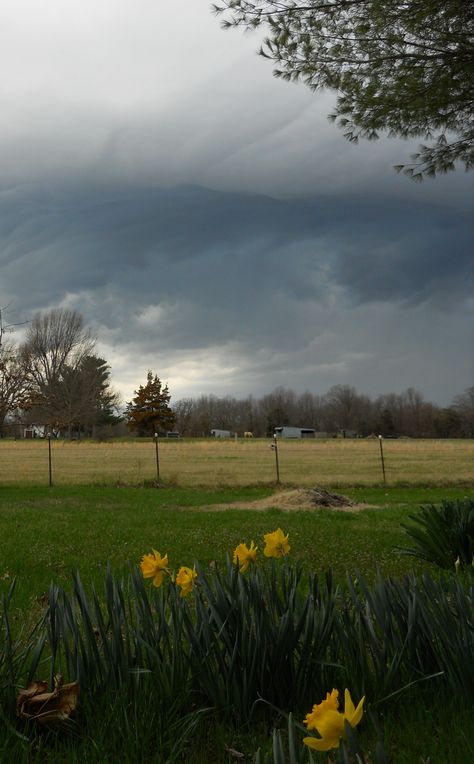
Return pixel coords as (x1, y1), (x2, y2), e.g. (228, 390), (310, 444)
(1, 436), (473, 487)
(0, 441), (473, 762)
(0, 483), (472, 617)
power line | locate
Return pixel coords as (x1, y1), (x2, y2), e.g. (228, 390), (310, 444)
(0, 305), (30, 347)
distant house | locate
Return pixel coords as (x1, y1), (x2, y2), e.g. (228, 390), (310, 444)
(23, 425), (46, 439)
(274, 426), (315, 439)
(211, 429), (231, 439)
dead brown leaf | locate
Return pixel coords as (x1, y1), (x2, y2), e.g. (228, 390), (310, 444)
(16, 674), (79, 727)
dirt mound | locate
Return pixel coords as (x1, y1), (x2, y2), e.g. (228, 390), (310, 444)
(202, 487), (360, 512)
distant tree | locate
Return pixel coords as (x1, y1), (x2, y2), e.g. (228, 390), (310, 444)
(233, 395), (257, 435)
(374, 392), (405, 435)
(376, 408), (397, 438)
(258, 387), (296, 436)
(76, 355), (121, 433)
(433, 407), (463, 438)
(22, 309), (95, 431)
(125, 372), (175, 436)
(185, 395), (219, 436)
(49, 356), (120, 437)
(399, 387), (436, 437)
(214, 0), (474, 178)
(297, 391), (322, 430)
(0, 340), (30, 435)
(173, 398), (195, 436)
(324, 384), (362, 432)
(452, 386), (474, 437)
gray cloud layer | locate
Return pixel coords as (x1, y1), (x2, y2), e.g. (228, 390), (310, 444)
(1, 1), (473, 404)
(1, 181), (472, 404)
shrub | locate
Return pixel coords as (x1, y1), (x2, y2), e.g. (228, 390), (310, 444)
(401, 499), (474, 569)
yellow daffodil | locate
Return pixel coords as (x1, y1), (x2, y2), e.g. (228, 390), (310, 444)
(176, 566), (197, 597)
(304, 688), (339, 730)
(303, 688), (365, 752)
(140, 549), (169, 587)
(263, 528), (290, 558)
(233, 541), (258, 572)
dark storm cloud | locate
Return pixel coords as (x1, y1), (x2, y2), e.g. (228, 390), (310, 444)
(2, 182), (472, 319)
(1, 179), (472, 404)
(1, 1), (472, 406)
(321, 197), (473, 305)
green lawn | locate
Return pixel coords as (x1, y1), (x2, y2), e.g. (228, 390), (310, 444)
(1, 483), (473, 763)
(1, 484), (472, 614)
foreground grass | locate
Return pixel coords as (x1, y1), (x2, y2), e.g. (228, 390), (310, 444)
(1, 484), (473, 763)
(1, 437), (473, 486)
(3, 698), (472, 763)
(1, 484), (473, 614)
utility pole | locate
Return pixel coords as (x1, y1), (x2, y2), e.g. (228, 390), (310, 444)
(0, 307), (13, 348)
(0, 305), (30, 347)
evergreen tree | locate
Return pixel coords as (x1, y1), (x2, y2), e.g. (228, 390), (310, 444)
(125, 372), (175, 436)
(24, 354), (119, 437)
(58, 356), (120, 436)
(214, 1), (474, 178)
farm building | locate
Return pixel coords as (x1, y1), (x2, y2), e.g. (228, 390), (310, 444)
(211, 429), (231, 438)
(274, 426), (315, 439)
(23, 425), (46, 439)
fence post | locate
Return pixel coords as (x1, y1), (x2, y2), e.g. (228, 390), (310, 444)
(378, 435), (386, 485)
(271, 435), (280, 484)
(154, 432), (160, 483)
(47, 433), (53, 487)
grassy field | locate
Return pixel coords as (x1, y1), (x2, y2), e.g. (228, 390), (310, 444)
(1, 483), (473, 615)
(1, 482), (473, 762)
(1, 437), (473, 487)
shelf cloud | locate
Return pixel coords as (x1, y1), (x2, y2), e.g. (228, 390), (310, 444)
(1, 0), (472, 405)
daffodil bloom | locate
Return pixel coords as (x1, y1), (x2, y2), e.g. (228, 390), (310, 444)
(303, 688), (365, 751)
(263, 528), (290, 558)
(140, 549), (169, 587)
(176, 566), (197, 597)
(233, 541), (258, 572)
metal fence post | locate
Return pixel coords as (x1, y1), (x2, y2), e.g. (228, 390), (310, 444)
(378, 435), (386, 485)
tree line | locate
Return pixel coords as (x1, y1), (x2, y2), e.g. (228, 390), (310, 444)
(172, 385), (474, 439)
(1, 308), (472, 439)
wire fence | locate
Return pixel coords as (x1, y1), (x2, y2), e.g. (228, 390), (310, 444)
(1, 437), (473, 488)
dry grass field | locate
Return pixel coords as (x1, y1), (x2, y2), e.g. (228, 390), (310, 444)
(0, 437), (473, 487)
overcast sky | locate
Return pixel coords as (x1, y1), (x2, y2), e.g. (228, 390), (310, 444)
(1, 0), (472, 406)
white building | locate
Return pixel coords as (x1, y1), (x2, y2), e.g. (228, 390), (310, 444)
(274, 426), (315, 439)
(211, 429), (231, 438)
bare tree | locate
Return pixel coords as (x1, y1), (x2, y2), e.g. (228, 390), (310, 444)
(173, 398), (195, 435)
(22, 309), (96, 431)
(46, 356), (120, 438)
(452, 386), (474, 437)
(0, 340), (30, 435)
(323, 385), (363, 433)
(257, 387), (298, 436)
